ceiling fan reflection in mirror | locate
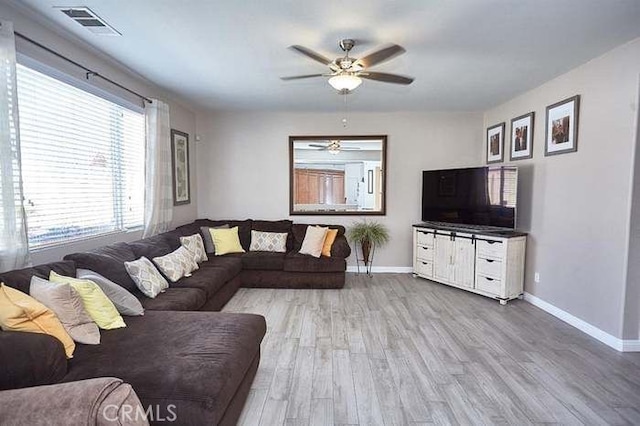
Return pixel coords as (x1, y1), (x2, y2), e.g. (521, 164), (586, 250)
(309, 140), (361, 155)
(281, 39), (414, 93)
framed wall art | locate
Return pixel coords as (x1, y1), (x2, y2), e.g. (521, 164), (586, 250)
(486, 122), (505, 164)
(171, 129), (190, 205)
(510, 112), (534, 161)
(545, 95), (580, 156)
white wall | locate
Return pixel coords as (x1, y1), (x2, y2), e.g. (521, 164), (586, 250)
(196, 111), (483, 268)
(484, 37), (640, 339)
(0, 2), (201, 265)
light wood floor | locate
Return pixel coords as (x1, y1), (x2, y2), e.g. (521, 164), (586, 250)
(223, 273), (640, 425)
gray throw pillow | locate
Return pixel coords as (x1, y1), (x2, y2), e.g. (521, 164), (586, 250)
(200, 224), (229, 254)
(76, 269), (144, 316)
(29, 276), (100, 345)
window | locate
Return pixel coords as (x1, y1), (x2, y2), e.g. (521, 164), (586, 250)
(16, 64), (145, 248)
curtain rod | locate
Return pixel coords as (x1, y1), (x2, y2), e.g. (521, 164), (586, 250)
(15, 31), (152, 105)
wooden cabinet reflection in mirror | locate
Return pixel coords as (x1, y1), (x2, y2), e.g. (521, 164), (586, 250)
(289, 135), (387, 215)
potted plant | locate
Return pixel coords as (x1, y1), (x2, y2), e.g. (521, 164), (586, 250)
(347, 220), (390, 265)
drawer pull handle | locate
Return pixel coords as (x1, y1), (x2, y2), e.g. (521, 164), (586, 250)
(422, 262), (428, 265)
(487, 241), (496, 245)
(485, 277), (495, 281)
(485, 259), (494, 263)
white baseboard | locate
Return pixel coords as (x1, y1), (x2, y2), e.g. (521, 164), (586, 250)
(524, 292), (640, 352)
(346, 266), (413, 273)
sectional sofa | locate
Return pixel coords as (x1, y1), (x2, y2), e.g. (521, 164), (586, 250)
(0, 219), (351, 425)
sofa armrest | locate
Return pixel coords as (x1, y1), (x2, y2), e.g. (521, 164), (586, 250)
(0, 331), (67, 391)
(0, 377), (149, 426)
(331, 235), (352, 258)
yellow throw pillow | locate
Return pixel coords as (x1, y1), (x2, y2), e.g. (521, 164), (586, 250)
(321, 229), (339, 257)
(49, 272), (126, 330)
(209, 226), (246, 256)
(0, 283), (75, 358)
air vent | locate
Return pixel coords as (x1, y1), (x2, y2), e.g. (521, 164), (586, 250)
(55, 7), (121, 36)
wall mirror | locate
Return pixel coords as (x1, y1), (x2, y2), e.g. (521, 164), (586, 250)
(289, 135), (387, 215)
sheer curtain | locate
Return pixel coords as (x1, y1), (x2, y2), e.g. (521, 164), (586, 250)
(142, 99), (173, 238)
(0, 20), (30, 272)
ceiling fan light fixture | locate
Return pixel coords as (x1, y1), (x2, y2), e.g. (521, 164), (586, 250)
(328, 73), (362, 91)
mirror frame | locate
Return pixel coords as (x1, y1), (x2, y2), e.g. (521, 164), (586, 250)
(289, 135), (387, 216)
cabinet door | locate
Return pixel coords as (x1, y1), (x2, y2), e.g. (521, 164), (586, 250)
(434, 234), (454, 283)
(453, 238), (475, 288)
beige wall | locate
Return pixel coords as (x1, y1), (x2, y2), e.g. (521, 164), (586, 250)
(484, 37), (640, 339)
(195, 111), (484, 268)
(0, 2), (200, 265)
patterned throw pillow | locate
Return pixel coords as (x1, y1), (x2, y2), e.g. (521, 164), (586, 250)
(124, 257), (169, 298)
(180, 234), (208, 263)
(152, 246), (199, 283)
(250, 230), (288, 252)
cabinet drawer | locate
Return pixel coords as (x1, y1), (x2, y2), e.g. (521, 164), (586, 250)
(415, 230), (434, 247)
(477, 239), (505, 259)
(476, 274), (502, 295)
(476, 257), (503, 278)
(416, 245), (433, 261)
(415, 260), (433, 278)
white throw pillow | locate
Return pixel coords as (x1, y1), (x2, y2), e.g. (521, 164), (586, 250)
(250, 230), (288, 252)
(180, 234), (208, 263)
(152, 246), (199, 283)
(124, 257), (169, 298)
(299, 226), (328, 258)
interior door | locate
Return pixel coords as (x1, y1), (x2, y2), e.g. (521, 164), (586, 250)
(434, 233), (453, 283)
(453, 237), (475, 288)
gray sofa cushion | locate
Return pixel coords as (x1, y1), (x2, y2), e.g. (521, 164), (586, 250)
(0, 261), (77, 296)
(241, 252), (286, 271)
(62, 311), (266, 425)
(65, 243), (139, 294)
(0, 377), (148, 426)
(137, 288), (206, 311)
(284, 252), (347, 273)
(0, 331), (67, 390)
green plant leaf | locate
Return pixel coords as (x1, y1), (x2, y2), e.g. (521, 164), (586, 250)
(347, 219), (390, 247)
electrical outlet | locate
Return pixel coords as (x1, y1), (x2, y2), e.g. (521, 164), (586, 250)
(534, 272), (540, 283)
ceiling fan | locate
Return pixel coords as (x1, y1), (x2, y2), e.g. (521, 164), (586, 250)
(309, 140), (361, 154)
(281, 39), (414, 92)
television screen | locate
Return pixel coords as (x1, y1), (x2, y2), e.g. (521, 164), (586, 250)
(422, 166), (518, 229)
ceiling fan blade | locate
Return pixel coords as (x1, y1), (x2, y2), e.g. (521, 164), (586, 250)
(355, 44), (405, 68)
(280, 74), (325, 81)
(309, 144), (328, 148)
(340, 147), (361, 150)
(361, 72), (414, 85)
(289, 45), (332, 66)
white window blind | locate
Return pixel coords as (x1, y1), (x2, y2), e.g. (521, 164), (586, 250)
(16, 64), (145, 248)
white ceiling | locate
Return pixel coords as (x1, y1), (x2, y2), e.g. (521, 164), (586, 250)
(11, 0), (640, 112)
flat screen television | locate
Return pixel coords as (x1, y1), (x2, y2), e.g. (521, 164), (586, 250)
(422, 166), (518, 229)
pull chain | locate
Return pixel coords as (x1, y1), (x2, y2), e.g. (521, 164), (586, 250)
(342, 89), (349, 128)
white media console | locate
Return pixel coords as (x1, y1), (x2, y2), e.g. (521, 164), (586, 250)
(413, 223), (527, 304)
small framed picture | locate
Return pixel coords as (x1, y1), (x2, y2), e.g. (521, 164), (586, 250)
(171, 129), (190, 205)
(545, 95), (580, 156)
(510, 112), (534, 161)
(486, 122), (505, 164)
